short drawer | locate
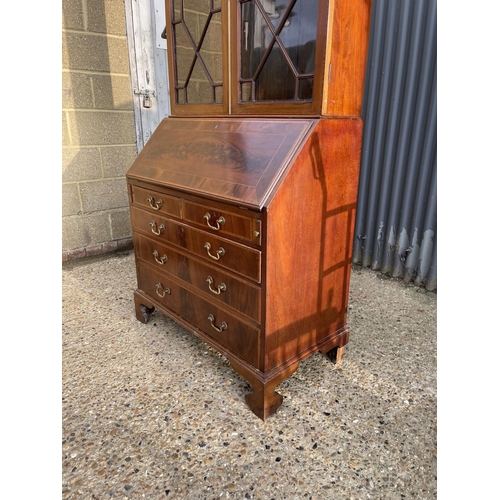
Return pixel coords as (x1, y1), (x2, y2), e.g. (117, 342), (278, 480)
(183, 200), (261, 245)
(134, 234), (261, 323)
(136, 261), (183, 312)
(130, 184), (181, 218)
(131, 206), (261, 283)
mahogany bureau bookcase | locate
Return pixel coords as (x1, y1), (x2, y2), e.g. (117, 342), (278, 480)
(126, 0), (372, 420)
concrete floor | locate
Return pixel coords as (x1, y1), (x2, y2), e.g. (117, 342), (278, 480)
(62, 250), (437, 499)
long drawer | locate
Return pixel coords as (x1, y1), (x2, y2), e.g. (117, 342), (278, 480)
(137, 262), (260, 366)
(134, 233), (261, 323)
(131, 206), (261, 283)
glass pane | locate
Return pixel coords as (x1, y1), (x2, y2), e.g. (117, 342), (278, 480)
(241, 82), (253, 102)
(212, 52), (223, 84)
(186, 57), (211, 103)
(175, 44), (195, 86)
(282, 0), (319, 75)
(192, 80), (214, 103)
(263, 0), (293, 32)
(173, 20), (193, 52)
(170, 0), (223, 105)
(239, 0), (319, 102)
(173, 0), (181, 21)
(200, 11), (223, 84)
(240, 1), (273, 80)
(298, 77), (314, 100)
(255, 41), (295, 100)
(186, 83), (202, 104)
(215, 85), (223, 104)
(184, 4), (208, 46)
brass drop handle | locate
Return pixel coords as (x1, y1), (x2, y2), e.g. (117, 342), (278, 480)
(155, 282), (171, 298)
(206, 276), (227, 295)
(150, 221), (165, 235)
(153, 250), (168, 265)
(204, 212), (225, 230)
(147, 195), (163, 210)
(208, 314), (227, 332)
(204, 242), (225, 260)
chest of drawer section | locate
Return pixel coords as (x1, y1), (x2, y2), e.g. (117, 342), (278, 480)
(129, 181), (263, 365)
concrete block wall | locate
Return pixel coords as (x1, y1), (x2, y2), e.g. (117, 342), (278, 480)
(62, 0), (137, 261)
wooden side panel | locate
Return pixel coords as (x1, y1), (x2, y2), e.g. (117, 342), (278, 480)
(263, 118), (363, 371)
(323, 0), (372, 117)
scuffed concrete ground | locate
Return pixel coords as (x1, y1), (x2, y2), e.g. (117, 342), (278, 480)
(62, 250), (437, 499)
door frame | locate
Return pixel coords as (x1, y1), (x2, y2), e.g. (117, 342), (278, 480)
(124, 0), (171, 151)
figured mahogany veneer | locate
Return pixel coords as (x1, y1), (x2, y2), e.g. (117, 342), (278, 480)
(127, 116), (363, 419)
(127, 117), (316, 208)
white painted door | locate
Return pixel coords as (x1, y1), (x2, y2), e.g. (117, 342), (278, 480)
(124, 0), (171, 152)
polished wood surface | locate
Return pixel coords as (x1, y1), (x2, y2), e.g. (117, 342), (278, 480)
(323, 0), (372, 117)
(230, 362), (299, 421)
(136, 261), (182, 312)
(127, 117), (317, 208)
(127, 116), (364, 419)
(263, 118), (363, 371)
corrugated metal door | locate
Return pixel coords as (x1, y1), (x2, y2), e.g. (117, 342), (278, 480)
(353, 0), (437, 291)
